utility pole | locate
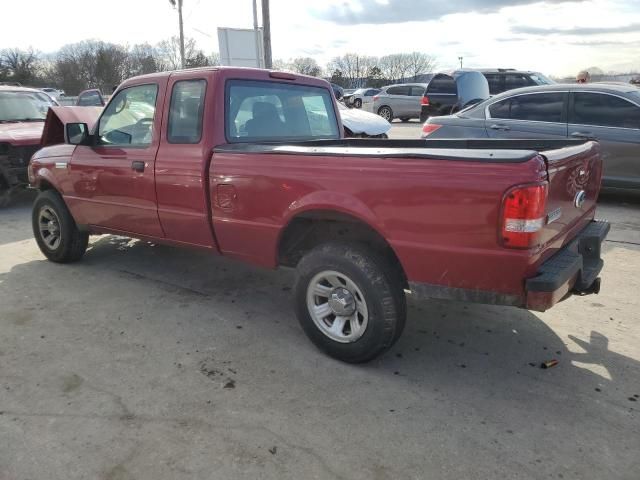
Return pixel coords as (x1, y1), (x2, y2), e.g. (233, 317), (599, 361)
(261, 0), (272, 69)
(169, 0), (186, 68)
(252, 0), (262, 68)
(458, 56), (463, 69)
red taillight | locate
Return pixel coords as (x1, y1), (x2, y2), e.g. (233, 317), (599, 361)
(421, 95), (430, 106)
(373, 95), (379, 101)
(500, 183), (548, 248)
(421, 123), (442, 137)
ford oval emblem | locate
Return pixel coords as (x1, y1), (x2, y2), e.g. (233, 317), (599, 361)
(574, 190), (586, 208)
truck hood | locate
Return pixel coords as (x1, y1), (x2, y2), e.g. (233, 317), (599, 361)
(0, 121), (45, 146)
(41, 106), (102, 147)
(339, 106), (391, 136)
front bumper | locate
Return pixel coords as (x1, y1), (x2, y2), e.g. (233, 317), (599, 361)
(525, 219), (610, 311)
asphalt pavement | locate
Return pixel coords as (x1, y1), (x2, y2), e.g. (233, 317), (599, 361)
(1, 160), (639, 479)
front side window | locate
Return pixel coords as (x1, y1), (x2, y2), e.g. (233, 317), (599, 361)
(226, 80), (339, 142)
(572, 92), (640, 129)
(0, 91), (55, 122)
(98, 84), (158, 146)
(488, 98), (511, 119)
(508, 93), (565, 122)
(168, 79), (206, 143)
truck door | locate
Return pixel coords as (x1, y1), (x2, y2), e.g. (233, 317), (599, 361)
(154, 76), (218, 248)
(67, 82), (166, 237)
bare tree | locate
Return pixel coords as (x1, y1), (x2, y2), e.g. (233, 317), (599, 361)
(290, 57), (322, 77)
(128, 43), (161, 76)
(327, 53), (378, 87)
(407, 52), (436, 80)
(0, 48), (41, 85)
(157, 36), (210, 70)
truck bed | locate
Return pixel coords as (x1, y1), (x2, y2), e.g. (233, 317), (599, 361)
(214, 139), (591, 163)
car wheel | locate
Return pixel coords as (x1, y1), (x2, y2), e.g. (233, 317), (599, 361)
(32, 190), (89, 263)
(354, 98), (362, 108)
(294, 242), (406, 363)
(377, 106), (393, 122)
(400, 118), (410, 123)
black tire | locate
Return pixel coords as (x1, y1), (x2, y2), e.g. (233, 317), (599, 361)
(294, 242), (406, 363)
(32, 190), (88, 263)
(354, 98), (362, 108)
(377, 106), (393, 122)
(401, 118), (410, 123)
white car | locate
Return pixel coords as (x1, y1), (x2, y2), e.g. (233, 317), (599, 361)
(338, 102), (390, 138)
(347, 88), (381, 108)
(41, 88), (64, 100)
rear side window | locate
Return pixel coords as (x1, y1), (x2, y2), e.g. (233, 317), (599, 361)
(168, 79), (206, 143)
(572, 92), (640, 129)
(427, 76), (456, 95)
(505, 74), (535, 90)
(484, 74), (503, 95)
(410, 86), (425, 96)
(365, 89), (379, 96)
(226, 80), (339, 142)
(386, 86), (410, 95)
(492, 93), (565, 123)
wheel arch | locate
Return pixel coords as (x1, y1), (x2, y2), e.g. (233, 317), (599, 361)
(277, 208), (408, 289)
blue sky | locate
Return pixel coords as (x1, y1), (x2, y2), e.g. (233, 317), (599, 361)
(2, 0), (639, 76)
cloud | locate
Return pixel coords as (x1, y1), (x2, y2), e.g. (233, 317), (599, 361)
(315, 0), (581, 25)
(512, 22), (640, 35)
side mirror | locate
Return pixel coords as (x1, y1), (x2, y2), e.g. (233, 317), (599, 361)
(66, 122), (89, 145)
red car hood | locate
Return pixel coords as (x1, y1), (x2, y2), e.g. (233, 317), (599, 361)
(41, 106), (102, 147)
(0, 121), (45, 146)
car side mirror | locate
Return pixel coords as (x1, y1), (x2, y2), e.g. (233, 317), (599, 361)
(66, 122), (89, 145)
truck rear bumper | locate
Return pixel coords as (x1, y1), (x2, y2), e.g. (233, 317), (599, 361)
(407, 219), (609, 312)
(525, 219), (610, 312)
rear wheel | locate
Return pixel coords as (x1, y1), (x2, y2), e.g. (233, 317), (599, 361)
(294, 242), (406, 363)
(32, 190), (88, 263)
(377, 106), (393, 122)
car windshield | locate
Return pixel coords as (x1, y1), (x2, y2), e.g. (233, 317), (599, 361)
(628, 90), (640, 102)
(0, 91), (55, 122)
(354, 88), (367, 94)
(530, 73), (555, 85)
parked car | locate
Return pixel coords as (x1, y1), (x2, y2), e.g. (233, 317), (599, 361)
(41, 87), (65, 100)
(76, 89), (105, 106)
(330, 83), (344, 100)
(0, 86), (58, 205)
(347, 88), (381, 108)
(420, 69), (554, 122)
(29, 67), (608, 363)
(365, 83), (428, 122)
(342, 88), (357, 104)
(421, 83), (640, 191)
(337, 102), (390, 137)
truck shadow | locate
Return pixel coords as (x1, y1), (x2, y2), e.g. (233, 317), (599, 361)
(2, 232), (638, 408)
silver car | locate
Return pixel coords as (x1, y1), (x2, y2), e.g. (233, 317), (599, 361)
(365, 83), (428, 122)
(422, 83), (640, 190)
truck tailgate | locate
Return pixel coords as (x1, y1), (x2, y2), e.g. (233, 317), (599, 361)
(538, 141), (602, 251)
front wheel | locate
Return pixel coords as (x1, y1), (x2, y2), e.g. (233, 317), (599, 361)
(294, 243), (406, 363)
(32, 190), (88, 263)
(354, 98), (362, 108)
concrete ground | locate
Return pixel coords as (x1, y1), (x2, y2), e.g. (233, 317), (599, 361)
(1, 173), (640, 478)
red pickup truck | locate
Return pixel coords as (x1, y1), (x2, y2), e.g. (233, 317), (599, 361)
(28, 67), (609, 363)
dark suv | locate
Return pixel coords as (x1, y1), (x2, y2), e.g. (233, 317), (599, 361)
(420, 69), (554, 122)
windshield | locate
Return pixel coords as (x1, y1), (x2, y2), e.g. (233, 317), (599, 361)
(530, 73), (555, 85)
(0, 91), (56, 122)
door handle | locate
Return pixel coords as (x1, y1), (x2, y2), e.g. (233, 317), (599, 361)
(131, 161), (145, 172)
(490, 124), (510, 131)
(570, 132), (592, 139)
